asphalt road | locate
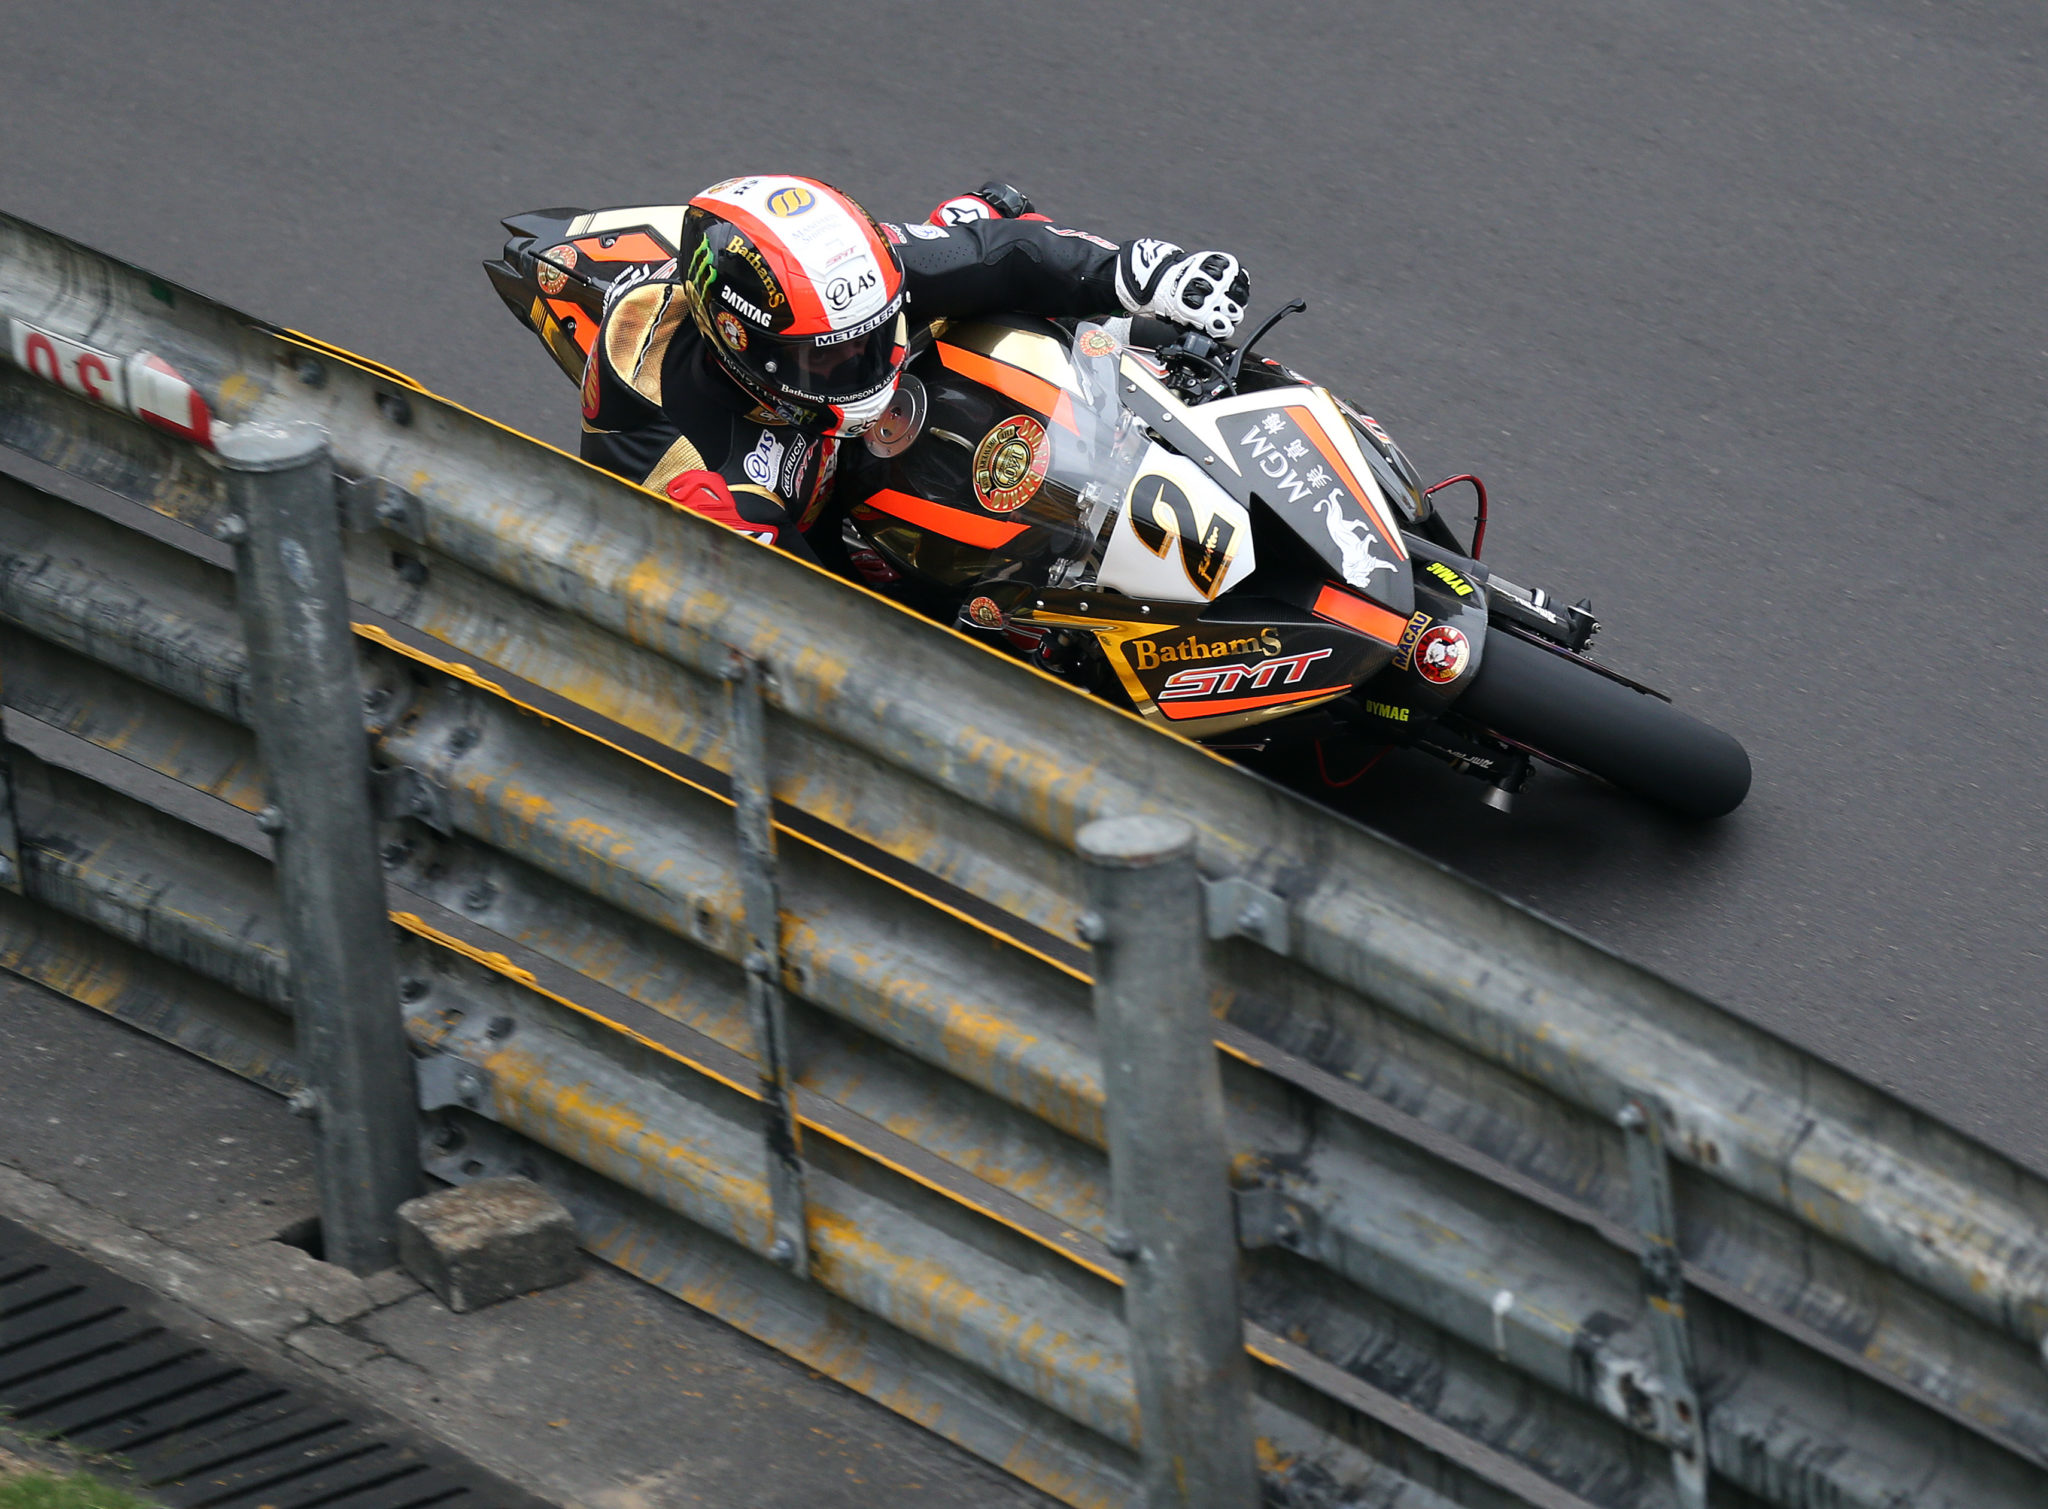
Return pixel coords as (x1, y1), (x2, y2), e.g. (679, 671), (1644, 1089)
(2, 2), (2043, 1170)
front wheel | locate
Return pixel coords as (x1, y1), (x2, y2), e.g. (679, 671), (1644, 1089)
(1453, 630), (1751, 819)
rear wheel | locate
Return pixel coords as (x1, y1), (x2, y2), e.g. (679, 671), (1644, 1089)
(1453, 630), (1751, 819)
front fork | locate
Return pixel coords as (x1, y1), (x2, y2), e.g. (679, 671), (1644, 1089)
(1486, 572), (1601, 653)
(1357, 537), (1605, 810)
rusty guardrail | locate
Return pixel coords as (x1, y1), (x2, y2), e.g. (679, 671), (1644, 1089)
(2, 208), (2046, 1509)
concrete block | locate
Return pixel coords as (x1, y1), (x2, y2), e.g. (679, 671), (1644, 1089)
(397, 1178), (578, 1313)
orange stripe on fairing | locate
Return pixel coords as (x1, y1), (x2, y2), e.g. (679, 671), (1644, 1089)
(1157, 685), (1335, 720)
(865, 488), (1029, 548)
(1313, 584), (1409, 644)
(545, 298), (598, 355)
(573, 232), (671, 263)
(1286, 405), (1406, 555)
(936, 344), (1078, 434)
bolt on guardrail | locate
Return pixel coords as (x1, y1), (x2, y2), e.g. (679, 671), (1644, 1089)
(218, 422), (417, 1273)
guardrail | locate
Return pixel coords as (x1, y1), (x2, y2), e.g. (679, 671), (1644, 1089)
(1, 208), (2043, 1509)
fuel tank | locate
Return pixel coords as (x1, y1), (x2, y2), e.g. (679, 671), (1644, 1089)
(840, 318), (1100, 588)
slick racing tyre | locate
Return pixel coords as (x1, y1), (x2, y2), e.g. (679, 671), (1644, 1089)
(1455, 630), (1751, 819)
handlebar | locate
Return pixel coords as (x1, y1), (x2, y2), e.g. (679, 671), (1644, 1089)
(1154, 298), (1308, 402)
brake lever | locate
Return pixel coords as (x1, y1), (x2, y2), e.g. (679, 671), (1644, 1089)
(1223, 298), (1309, 388)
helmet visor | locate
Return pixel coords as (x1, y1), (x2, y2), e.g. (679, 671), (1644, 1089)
(729, 310), (905, 407)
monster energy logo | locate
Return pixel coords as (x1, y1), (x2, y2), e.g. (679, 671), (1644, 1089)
(687, 238), (717, 297)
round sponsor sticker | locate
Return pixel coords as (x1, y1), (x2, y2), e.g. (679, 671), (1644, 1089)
(768, 185), (816, 217)
(1077, 328), (1120, 358)
(965, 595), (1005, 629)
(537, 259), (568, 295)
(715, 310), (749, 351)
(1414, 624), (1470, 685)
(972, 415), (1049, 513)
(551, 243), (579, 270)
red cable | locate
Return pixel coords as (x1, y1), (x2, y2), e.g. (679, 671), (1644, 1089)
(1315, 741), (1390, 789)
(1425, 474), (1490, 560)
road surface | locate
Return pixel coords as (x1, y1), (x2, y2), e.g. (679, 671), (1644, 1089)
(3, 0), (2043, 1167)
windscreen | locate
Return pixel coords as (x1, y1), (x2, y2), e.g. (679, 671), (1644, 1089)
(1038, 319), (1153, 586)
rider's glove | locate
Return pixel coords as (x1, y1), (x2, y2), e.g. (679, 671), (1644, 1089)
(930, 180), (1041, 226)
(1115, 239), (1251, 339)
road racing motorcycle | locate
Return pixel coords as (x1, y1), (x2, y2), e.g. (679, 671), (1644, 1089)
(487, 208), (1750, 819)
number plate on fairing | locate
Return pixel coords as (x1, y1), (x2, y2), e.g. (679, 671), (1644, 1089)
(1095, 450), (1254, 604)
(1113, 360), (1414, 620)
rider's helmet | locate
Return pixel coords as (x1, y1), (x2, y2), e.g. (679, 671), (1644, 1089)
(677, 175), (907, 435)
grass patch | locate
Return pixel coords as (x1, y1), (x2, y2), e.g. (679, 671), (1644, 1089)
(0, 1470), (153, 1508)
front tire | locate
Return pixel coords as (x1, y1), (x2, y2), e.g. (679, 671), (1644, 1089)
(1453, 630), (1751, 819)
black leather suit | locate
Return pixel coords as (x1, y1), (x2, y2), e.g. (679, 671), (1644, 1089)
(578, 216), (1123, 560)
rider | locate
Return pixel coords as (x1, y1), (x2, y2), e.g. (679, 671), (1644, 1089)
(578, 176), (1251, 562)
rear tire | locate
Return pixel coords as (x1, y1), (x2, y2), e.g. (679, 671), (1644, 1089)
(1454, 630), (1751, 818)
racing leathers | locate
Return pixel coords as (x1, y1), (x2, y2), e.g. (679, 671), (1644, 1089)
(578, 214), (1131, 562)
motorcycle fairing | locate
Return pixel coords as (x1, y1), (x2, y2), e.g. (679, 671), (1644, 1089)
(1112, 360), (1415, 621)
(485, 206), (686, 382)
(1356, 570), (1491, 724)
(1212, 389), (1413, 605)
(1012, 589), (1384, 738)
(1094, 453), (1255, 604)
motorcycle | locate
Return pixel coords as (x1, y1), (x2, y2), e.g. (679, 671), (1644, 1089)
(487, 207), (1750, 819)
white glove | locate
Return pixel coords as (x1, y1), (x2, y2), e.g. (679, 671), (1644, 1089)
(1115, 239), (1251, 339)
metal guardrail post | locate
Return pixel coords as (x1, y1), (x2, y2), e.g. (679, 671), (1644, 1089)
(1079, 816), (1259, 1509)
(1619, 1099), (1708, 1509)
(725, 649), (809, 1278)
(217, 421), (417, 1274)
(0, 701), (22, 897)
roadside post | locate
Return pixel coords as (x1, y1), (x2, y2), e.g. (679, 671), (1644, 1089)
(217, 422), (417, 1274)
(724, 648), (810, 1278)
(1078, 816), (1260, 1509)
